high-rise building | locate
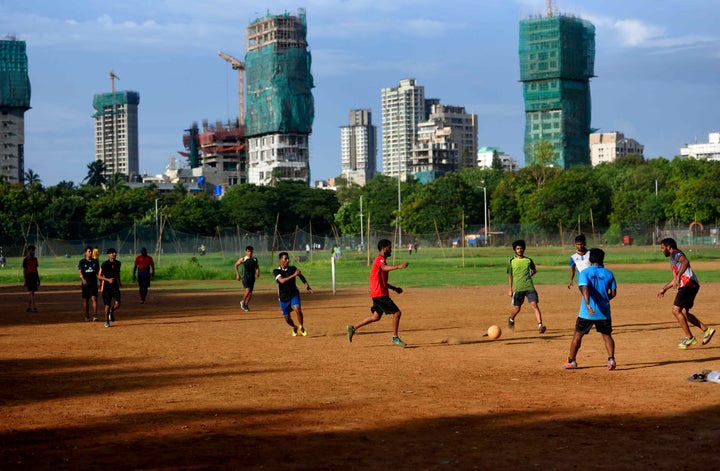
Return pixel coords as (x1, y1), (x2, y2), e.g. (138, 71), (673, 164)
(381, 78), (425, 180)
(408, 104), (477, 183)
(245, 8), (314, 186)
(589, 132), (644, 166)
(519, 11), (595, 168)
(92, 89), (140, 180)
(340, 109), (376, 186)
(0, 37), (31, 184)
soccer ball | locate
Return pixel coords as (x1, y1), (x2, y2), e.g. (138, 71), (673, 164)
(487, 325), (502, 340)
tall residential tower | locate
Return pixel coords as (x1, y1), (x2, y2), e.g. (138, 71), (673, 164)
(245, 9), (314, 186)
(519, 10), (595, 167)
(92, 83), (140, 180)
(340, 109), (376, 186)
(0, 37), (31, 184)
(381, 79), (425, 180)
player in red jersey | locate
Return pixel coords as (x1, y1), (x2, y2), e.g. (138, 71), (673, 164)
(346, 239), (409, 347)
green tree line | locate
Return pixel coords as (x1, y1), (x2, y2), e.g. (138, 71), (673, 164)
(2, 155), (720, 248)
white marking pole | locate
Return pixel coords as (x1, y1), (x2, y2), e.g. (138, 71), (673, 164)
(331, 255), (336, 295)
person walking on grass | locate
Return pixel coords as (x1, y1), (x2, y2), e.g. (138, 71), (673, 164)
(78, 246), (100, 321)
(568, 233), (591, 291)
(346, 239), (409, 348)
(98, 248), (122, 328)
(563, 248), (617, 370)
(234, 246), (259, 312)
(656, 238), (715, 349)
(507, 239), (547, 333)
(22, 245), (40, 312)
(132, 247), (155, 304)
(273, 252), (313, 336)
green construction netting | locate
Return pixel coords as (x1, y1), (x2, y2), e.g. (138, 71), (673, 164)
(92, 91), (140, 118)
(0, 40), (31, 109)
(519, 15), (595, 82)
(245, 44), (314, 136)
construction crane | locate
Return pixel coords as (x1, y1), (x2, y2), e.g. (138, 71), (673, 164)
(109, 70), (120, 93)
(546, 0), (556, 17)
(217, 51), (246, 128)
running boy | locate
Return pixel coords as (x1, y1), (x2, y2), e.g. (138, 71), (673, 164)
(346, 239), (409, 347)
(273, 252), (313, 336)
(234, 246), (260, 311)
(563, 248), (617, 370)
(507, 239), (546, 333)
(656, 238), (715, 349)
(568, 234), (591, 290)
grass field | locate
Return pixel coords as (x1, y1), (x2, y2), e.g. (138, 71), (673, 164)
(3, 244), (720, 288)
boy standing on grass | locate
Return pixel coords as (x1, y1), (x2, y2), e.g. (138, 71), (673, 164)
(563, 248), (617, 370)
(507, 239), (546, 333)
(346, 239), (409, 348)
(657, 238), (715, 349)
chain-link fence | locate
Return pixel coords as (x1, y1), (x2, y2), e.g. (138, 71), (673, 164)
(4, 220), (716, 260)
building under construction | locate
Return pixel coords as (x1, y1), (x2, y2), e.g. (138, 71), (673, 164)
(0, 37), (31, 184)
(245, 8), (314, 185)
(519, 4), (595, 167)
(181, 119), (247, 190)
(92, 72), (140, 180)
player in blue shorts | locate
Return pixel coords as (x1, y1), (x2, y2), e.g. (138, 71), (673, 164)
(273, 252), (313, 336)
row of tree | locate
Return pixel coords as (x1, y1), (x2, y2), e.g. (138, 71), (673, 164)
(2, 154), (719, 247)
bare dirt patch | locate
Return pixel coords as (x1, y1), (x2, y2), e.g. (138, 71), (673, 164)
(1, 281), (719, 470)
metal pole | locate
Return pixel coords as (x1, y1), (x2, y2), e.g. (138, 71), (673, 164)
(155, 198), (159, 247)
(359, 195), (364, 250)
(483, 186), (488, 246)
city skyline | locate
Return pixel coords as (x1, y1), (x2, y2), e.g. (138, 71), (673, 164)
(2, 0), (719, 186)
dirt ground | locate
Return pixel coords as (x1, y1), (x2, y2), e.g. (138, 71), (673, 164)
(1, 275), (720, 470)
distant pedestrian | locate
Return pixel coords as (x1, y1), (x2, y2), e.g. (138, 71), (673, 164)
(132, 247), (155, 304)
(346, 239), (409, 347)
(562, 248), (617, 370)
(657, 238), (715, 349)
(507, 239), (546, 333)
(98, 248), (122, 328)
(234, 246), (260, 311)
(273, 252), (313, 336)
(78, 246), (100, 321)
(22, 245), (40, 312)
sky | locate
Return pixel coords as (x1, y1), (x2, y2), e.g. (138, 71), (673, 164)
(2, 0), (720, 187)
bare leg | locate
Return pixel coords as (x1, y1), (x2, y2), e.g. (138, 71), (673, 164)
(353, 312), (382, 331)
(686, 311), (708, 332)
(391, 311), (402, 337)
(601, 333), (615, 358)
(530, 301), (543, 325)
(508, 305), (521, 321)
(672, 306), (694, 337)
(568, 331), (583, 360)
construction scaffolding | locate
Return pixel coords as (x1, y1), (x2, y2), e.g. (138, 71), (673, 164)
(0, 38), (31, 110)
(245, 9), (314, 137)
(92, 91), (140, 118)
(519, 14), (595, 168)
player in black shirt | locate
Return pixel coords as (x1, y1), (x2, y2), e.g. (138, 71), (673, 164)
(273, 252), (313, 336)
